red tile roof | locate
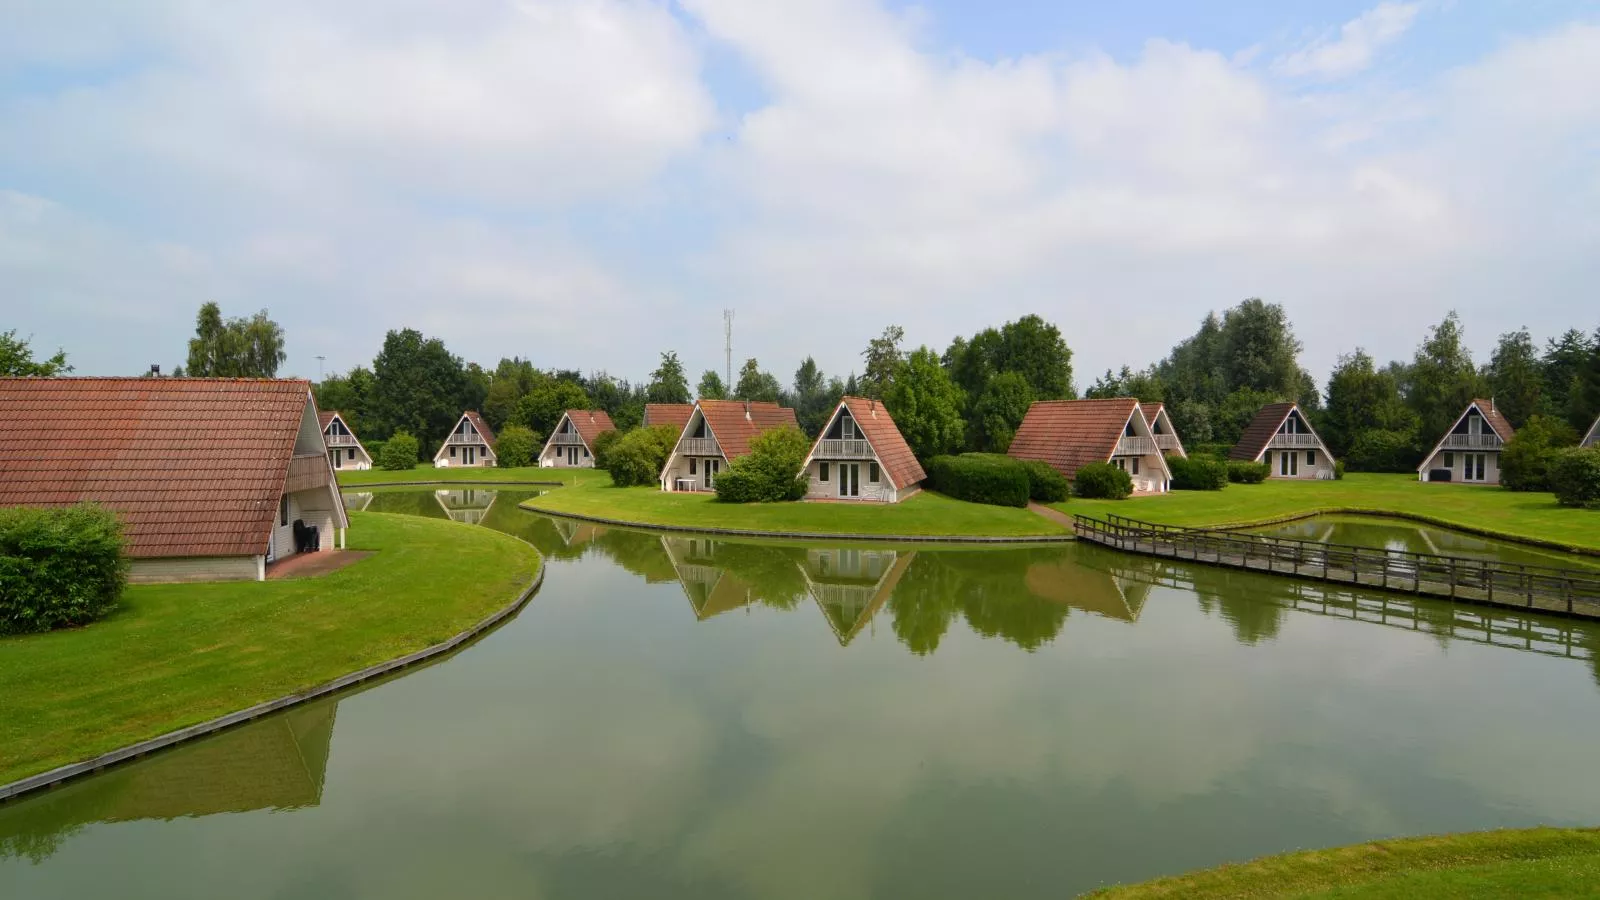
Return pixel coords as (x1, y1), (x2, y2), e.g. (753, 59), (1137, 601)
(0, 377), (316, 558)
(696, 400), (799, 460)
(459, 411), (496, 448)
(810, 397), (925, 490)
(1141, 402), (1163, 426)
(563, 409), (616, 449)
(317, 411), (337, 429)
(1470, 399), (1515, 443)
(1230, 403), (1296, 461)
(644, 403), (695, 430)
(1009, 398), (1139, 478)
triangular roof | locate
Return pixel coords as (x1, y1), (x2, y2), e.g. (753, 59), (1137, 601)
(0, 377), (326, 558)
(1024, 560), (1141, 622)
(803, 397), (926, 489)
(1229, 402), (1331, 462)
(801, 550), (915, 646)
(433, 411), (496, 462)
(1585, 413), (1600, 448)
(551, 409), (616, 452)
(691, 399), (800, 460)
(1009, 397), (1166, 479)
(660, 537), (756, 620)
(319, 410), (369, 453)
(1141, 402), (1186, 457)
(643, 403), (695, 430)
(1417, 399), (1517, 471)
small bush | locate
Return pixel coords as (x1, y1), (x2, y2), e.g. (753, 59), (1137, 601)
(1227, 461), (1270, 484)
(1168, 454), (1228, 490)
(1191, 442), (1236, 460)
(1019, 459), (1070, 503)
(608, 425), (682, 487)
(0, 503), (127, 635)
(1502, 415), (1580, 492)
(379, 432), (420, 471)
(592, 429), (623, 470)
(365, 438), (386, 462)
(1548, 447), (1600, 509)
(1334, 460), (1346, 480)
(715, 427), (809, 503)
(1074, 462), (1133, 499)
(924, 454), (1030, 508)
(1345, 429), (1419, 472)
(493, 425), (539, 468)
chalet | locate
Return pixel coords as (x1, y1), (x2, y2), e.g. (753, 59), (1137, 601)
(319, 411), (372, 471)
(1142, 402), (1187, 458)
(1230, 402), (1336, 479)
(1583, 414), (1600, 449)
(1008, 398), (1173, 493)
(659, 400), (800, 492)
(539, 409), (615, 468)
(799, 548), (914, 645)
(0, 377), (348, 582)
(643, 403), (695, 431)
(1418, 399), (1515, 484)
(801, 397), (925, 502)
(433, 411), (496, 468)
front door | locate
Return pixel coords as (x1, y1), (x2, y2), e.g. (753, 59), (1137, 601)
(1463, 453), (1486, 481)
(465, 446), (476, 466)
(706, 459), (720, 489)
(567, 446), (578, 466)
(838, 463), (860, 498)
(332, 450), (341, 469)
(1279, 451), (1298, 476)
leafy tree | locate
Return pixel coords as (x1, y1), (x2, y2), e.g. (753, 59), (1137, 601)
(860, 325), (905, 399)
(713, 426), (810, 502)
(608, 425), (682, 487)
(0, 330), (70, 376)
(379, 431), (420, 471)
(1216, 388), (1283, 447)
(314, 366), (376, 436)
(882, 346), (965, 460)
(1345, 430), (1420, 473)
(370, 329), (476, 453)
(733, 358), (782, 403)
(1487, 328), (1544, 428)
(512, 378), (591, 436)
(1548, 447), (1600, 508)
(482, 377), (522, 432)
(969, 371), (1034, 453)
(1085, 366), (1164, 401)
(697, 369), (727, 400)
(1321, 350), (1418, 459)
(1541, 329), (1595, 430)
(1403, 312), (1486, 443)
(1500, 415), (1579, 492)
(184, 302), (287, 378)
(592, 429), (623, 470)
(1220, 298), (1306, 398)
(1169, 400), (1215, 446)
(585, 371), (643, 432)
(791, 356), (836, 436)
(946, 314), (1074, 402)
(494, 425), (540, 468)
(647, 352), (691, 404)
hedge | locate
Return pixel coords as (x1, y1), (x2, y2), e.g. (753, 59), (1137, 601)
(1074, 462), (1133, 499)
(1168, 454), (1228, 490)
(924, 454), (1030, 508)
(1019, 460), (1070, 503)
(494, 425), (540, 468)
(1227, 460), (1270, 484)
(379, 432), (420, 471)
(592, 429), (623, 470)
(1548, 447), (1600, 509)
(0, 503), (127, 635)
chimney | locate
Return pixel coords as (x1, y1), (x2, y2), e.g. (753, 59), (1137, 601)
(869, 398), (878, 417)
(744, 400), (751, 421)
(149, 364), (161, 376)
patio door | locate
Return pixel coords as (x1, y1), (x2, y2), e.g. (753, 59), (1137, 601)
(705, 459), (720, 489)
(1279, 451), (1297, 476)
(1463, 453), (1486, 481)
(838, 463), (860, 498)
(567, 446), (578, 466)
(464, 446), (476, 466)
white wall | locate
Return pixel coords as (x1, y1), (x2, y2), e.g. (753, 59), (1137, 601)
(803, 458), (899, 502)
(1262, 448), (1336, 480)
(540, 442), (594, 468)
(327, 445), (372, 471)
(662, 455), (725, 491)
(270, 490), (339, 561)
(1419, 449), (1503, 484)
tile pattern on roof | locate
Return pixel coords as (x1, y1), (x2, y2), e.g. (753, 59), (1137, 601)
(462, 411), (496, 448)
(1470, 399), (1516, 443)
(644, 403), (695, 430)
(695, 400), (799, 460)
(813, 397), (925, 490)
(1229, 403), (1333, 461)
(0, 377), (313, 558)
(1008, 398), (1139, 478)
(564, 409), (617, 449)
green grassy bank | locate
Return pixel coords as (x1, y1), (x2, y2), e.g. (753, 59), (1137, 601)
(1088, 827), (1600, 898)
(0, 512), (541, 787)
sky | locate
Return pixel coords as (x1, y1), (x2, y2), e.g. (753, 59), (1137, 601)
(2, 0), (1597, 390)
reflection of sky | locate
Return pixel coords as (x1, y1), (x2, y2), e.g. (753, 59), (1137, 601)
(5, 518), (1600, 899)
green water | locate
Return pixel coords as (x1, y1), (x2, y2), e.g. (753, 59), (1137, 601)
(1251, 514), (1600, 570)
(3, 490), (1599, 899)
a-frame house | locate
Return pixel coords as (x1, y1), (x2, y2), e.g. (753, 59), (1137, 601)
(801, 397), (926, 502)
(433, 411), (496, 468)
(539, 409), (616, 469)
(659, 400), (799, 492)
(1229, 402), (1336, 480)
(1417, 399), (1516, 484)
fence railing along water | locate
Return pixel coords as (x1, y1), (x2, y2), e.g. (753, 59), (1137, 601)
(1073, 513), (1600, 619)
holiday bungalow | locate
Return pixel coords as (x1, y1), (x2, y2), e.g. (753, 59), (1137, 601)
(1230, 402), (1336, 479)
(1583, 414), (1600, 449)
(1009, 398), (1172, 493)
(319, 411), (372, 471)
(643, 403), (695, 431)
(0, 377), (348, 582)
(539, 409), (615, 468)
(659, 400), (799, 492)
(801, 396), (925, 502)
(1417, 399), (1515, 484)
(433, 411), (496, 468)
(1142, 402), (1187, 458)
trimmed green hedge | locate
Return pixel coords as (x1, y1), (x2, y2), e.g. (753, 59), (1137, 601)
(925, 454), (1030, 508)
(1227, 460), (1270, 484)
(0, 503), (127, 635)
(1168, 454), (1228, 490)
(1548, 447), (1600, 509)
(1019, 460), (1070, 503)
(1074, 462), (1133, 499)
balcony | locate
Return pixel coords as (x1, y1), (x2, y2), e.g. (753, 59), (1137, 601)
(1267, 432), (1321, 449)
(678, 437), (721, 457)
(1440, 433), (1503, 451)
(1153, 433), (1182, 451)
(324, 432), (358, 446)
(548, 431), (585, 445)
(814, 439), (875, 459)
(444, 431), (485, 445)
(1114, 436), (1156, 457)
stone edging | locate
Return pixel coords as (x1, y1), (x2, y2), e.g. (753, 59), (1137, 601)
(517, 501), (1074, 544)
(0, 543), (547, 805)
(1201, 507), (1600, 558)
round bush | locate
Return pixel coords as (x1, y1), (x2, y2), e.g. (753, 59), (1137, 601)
(1074, 462), (1133, 499)
(379, 432), (420, 471)
(0, 503), (127, 635)
(1020, 460), (1070, 503)
(607, 425), (681, 487)
(1168, 454), (1228, 490)
(1226, 461), (1270, 484)
(1548, 447), (1600, 509)
(714, 427), (809, 503)
(591, 429), (623, 470)
(494, 425), (539, 468)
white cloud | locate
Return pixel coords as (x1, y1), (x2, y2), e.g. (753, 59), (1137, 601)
(1275, 2), (1423, 80)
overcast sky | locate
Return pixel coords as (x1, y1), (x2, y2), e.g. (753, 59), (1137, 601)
(3, 0), (1596, 389)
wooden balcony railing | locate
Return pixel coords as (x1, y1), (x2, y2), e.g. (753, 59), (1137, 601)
(815, 439), (874, 458)
(324, 432), (358, 446)
(1114, 436), (1156, 456)
(444, 432), (484, 445)
(548, 431), (585, 445)
(1267, 433), (1322, 449)
(678, 437), (721, 457)
(1153, 433), (1182, 450)
(1440, 433), (1503, 451)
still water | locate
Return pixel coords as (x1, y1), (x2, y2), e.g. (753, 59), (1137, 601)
(3, 489), (1599, 899)
(1252, 514), (1600, 570)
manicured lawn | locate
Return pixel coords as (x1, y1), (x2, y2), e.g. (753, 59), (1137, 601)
(521, 475), (1068, 538)
(1061, 473), (1600, 553)
(1088, 827), (1600, 898)
(0, 512), (540, 787)
(336, 464), (572, 486)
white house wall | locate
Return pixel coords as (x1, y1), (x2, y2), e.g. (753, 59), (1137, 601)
(1419, 448), (1503, 484)
(327, 444), (372, 471)
(540, 441), (595, 468)
(1261, 447), (1336, 480)
(803, 457), (899, 502)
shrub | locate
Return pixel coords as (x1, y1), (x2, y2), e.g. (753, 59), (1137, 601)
(364, 439), (386, 462)
(923, 454), (1030, 508)
(1501, 415), (1580, 492)
(1168, 454), (1228, 490)
(379, 432), (419, 471)
(494, 425), (539, 468)
(608, 425), (681, 487)
(1074, 462), (1133, 499)
(715, 426), (809, 503)
(591, 429), (624, 470)
(1191, 442), (1235, 460)
(0, 503), (127, 635)
(1227, 461), (1270, 484)
(1020, 459), (1070, 503)
(1345, 429), (1419, 472)
(1548, 447), (1600, 509)
(1334, 460), (1346, 480)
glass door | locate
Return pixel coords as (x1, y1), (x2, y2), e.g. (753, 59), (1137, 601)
(838, 463), (860, 498)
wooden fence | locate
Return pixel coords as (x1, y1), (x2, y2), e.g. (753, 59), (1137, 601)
(1074, 513), (1600, 620)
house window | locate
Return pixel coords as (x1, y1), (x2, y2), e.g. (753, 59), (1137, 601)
(450, 447), (457, 458)
(279, 495), (289, 527)
(820, 462), (830, 482)
(347, 448), (355, 461)
(1307, 450), (1316, 466)
(690, 458), (697, 475)
(1131, 457), (1140, 475)
(1444, 452), (1454, 468)
(869, 462), (880, 483)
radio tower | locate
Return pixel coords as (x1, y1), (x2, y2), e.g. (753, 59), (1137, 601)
(723, 309), (735, 390)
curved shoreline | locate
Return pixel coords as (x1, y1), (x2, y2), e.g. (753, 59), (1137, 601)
(0, 540), (547, 805)
(1201, 507), (1600, 558)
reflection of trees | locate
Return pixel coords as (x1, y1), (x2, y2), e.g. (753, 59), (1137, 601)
(348, 489), (450, 519)
(659, 538), (810, 617)
(889, 548), (1079, 654)
(1187, 566), (1286, 645)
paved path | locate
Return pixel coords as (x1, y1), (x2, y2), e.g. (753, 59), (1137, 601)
(267, 550), (374, 580)
(1028, 502), (1076, 531)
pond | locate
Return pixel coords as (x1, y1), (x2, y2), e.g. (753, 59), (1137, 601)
(1250, 514), (1600, 570)
(3, 489), (1599, 899)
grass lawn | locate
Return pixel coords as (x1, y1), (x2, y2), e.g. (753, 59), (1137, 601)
(1062, 473), (1600, 553)
(336, 464), (567, 486)
(0, 512), (540, 787)
(521, 471), (1068, 538)
(1088, 827), (1600, 898)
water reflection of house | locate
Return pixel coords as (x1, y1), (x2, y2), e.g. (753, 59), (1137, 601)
(660, 536), (758, 620)
(1024, 560), (1150, 622)
(551, 516), (607, 548)
(433, 489), (497, 525)
(343, 492), (374, 513)
(799, 548), (915, 645)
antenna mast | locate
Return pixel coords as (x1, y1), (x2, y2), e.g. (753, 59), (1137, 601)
(723, 309), (735, 390)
